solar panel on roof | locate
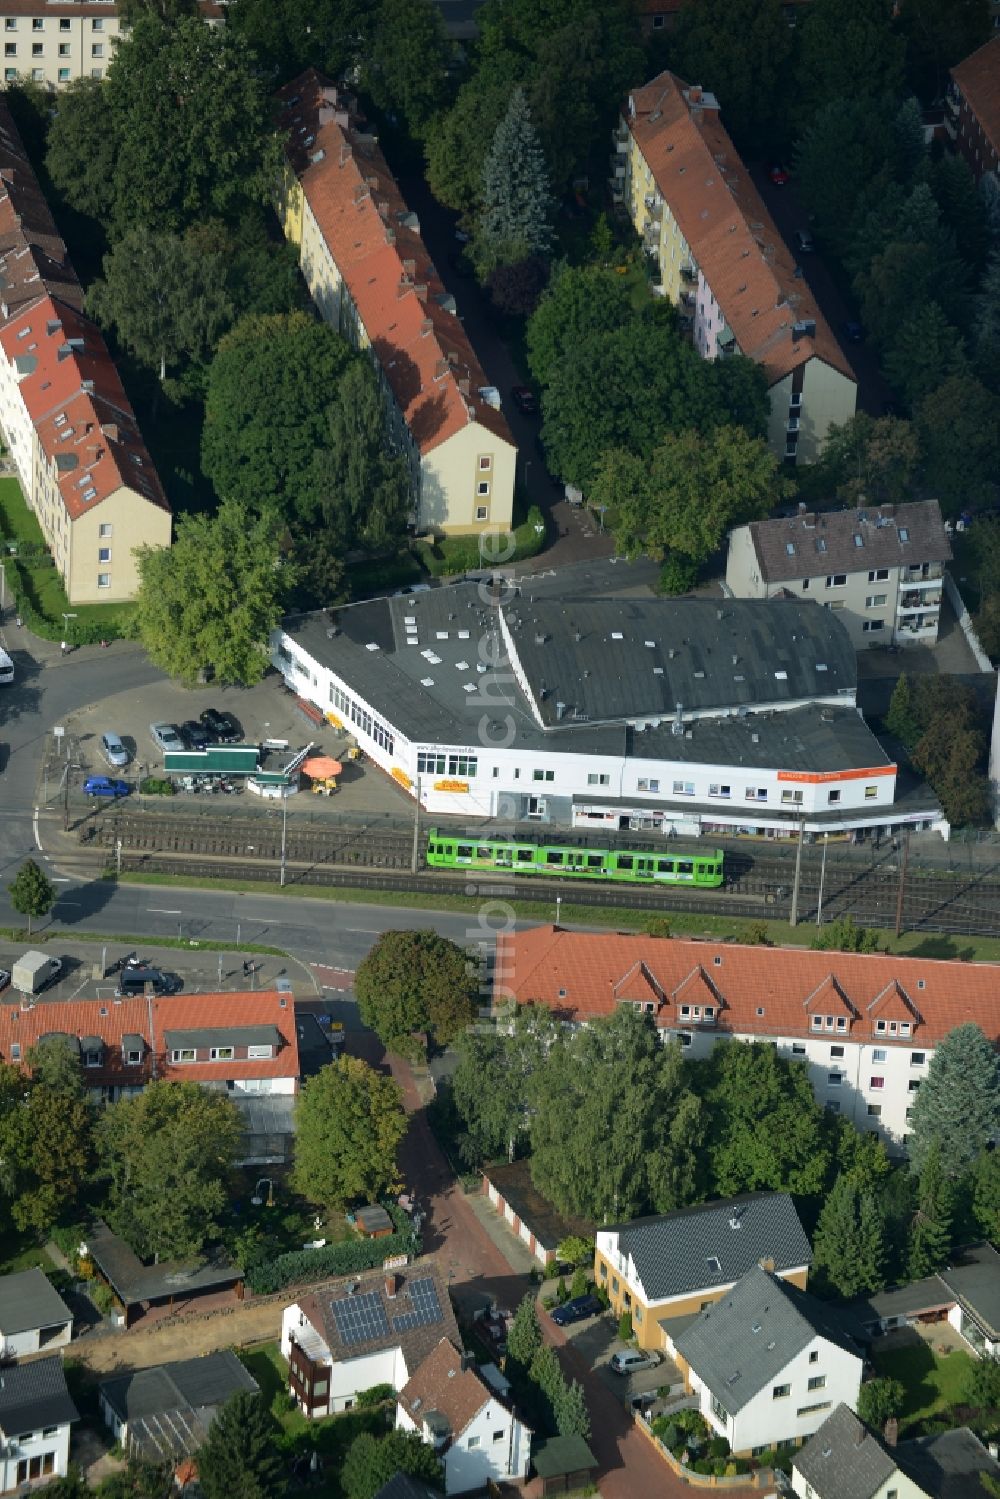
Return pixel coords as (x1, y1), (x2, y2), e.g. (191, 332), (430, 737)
(392, 1276), (442, 1334)
(331, 1291), (389, 1347)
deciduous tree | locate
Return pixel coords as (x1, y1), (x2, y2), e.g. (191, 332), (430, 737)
(134, 500), (295, 686)
(883, 303), (968, 410)
(227, 0), (365, 85)
(794, 0), (904, 125)
(305, 361), (411, 548)
(7, 858), (55, 935)
(202, 312), (352, 517)
(451, 1003), (560, 1165)
(341, 1430), (443, 1499)
(45, 79), (116, 221)
(363, 0), (452, 139)
(292, 1057), (406, 1210)
(477, 88), (554, 270)
(811, 915), (881, 954)
(87, 228), (233, 383)
(196, 1391), (286, 1499)
(670, 0), (792, 149)
(94, 1080), (243, 1259)
(424, 57), (519, 219)
(0, 1078), (91, 1234)
(857, 1376), (905, 1433)
(526, 264), (635, 391)
(907, 1023), (1000, 1176)
(355, 931), (477, 1051)
(916, 373), (1000, 514)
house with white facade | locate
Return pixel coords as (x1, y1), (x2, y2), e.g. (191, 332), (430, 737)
(396, 1337), (531, 1493)
(0, 1355), (78, 1491)
(275, 70), (516, 539)
(495, 927), (1000, 1149)
(793, 1402), (1000, 1499)
(594, 1193), (812, 1354)
(274, 582), (944, 839)
(618, 72), (857, 465)
(282, 1261), (460, 1418)
(726, 501), (952, 651)
(99, 1350), (259, 1464)
(0, 1268), (72, 1359)
(673, 1265), (864, 1456)
(850, 1243), (1000, 1360)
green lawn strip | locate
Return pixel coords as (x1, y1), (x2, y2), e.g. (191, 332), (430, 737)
(872, 1343), (976, 1435)
(0, 1223), (59, 1277)
(1, 924), (286, 957)
(111, 873), (1000, 962)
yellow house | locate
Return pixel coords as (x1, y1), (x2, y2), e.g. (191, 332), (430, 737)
(276, 70), (516, 538)
(619, 72), (857, 466)
(594, 1194), (811, 1354)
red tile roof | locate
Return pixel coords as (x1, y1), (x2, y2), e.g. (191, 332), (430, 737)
(398, 1337), (496, 1440)
(496, 926), (1000, 1049)
(276, 70), (515, 459)
(627, 73), (855, 390)
(0, 989), (299, 1086)
(951, 37), (1000, 160)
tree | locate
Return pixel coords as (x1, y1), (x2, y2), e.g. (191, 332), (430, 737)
(557, 1378), (591, 1440)
(477, 88), (554, 270)
(601, 425), (787, 565)
(0, 1079), (91, 1234)
(196, 1392), (286, 1499)
(529, 1008), (704, 1220)
(305, 361), (412, 549)
(94, 1458), (174, 1499)
(424, 57), (519, 219)
(451, 1004), (560, 1165)
(695, 1042), (832, 1200)
(87, 228), (233, 384)
(795, 98), (897, 263)
(355, 931), (477, 1051)
(671, 0), (792, 150)
(117, 0), (198, 20)
(227, 0), (366, 86)
(886, 674), (918, 746)
(820, 414), (920, 508)
(970, 1148), (1000, 1244)
(486, 256), (550, 318)
(134, 501), (295, 686)
(292, 1057), (406, 1210)
(916, 374), (1000, 514)
(45, 79), (117, 220)
(94, 1080), (242, 1259)
(965, 1354), (1000, 1413)
(857, 1376), (905, 1433)
(341, 1430), (443, 1499)
(907, 1024), (1000, 1177)
(908, 1142), (953, 1279)
(26, 1037), (86, 1099)
(557, 1235), (595, 1267)
(813, 1173), (886, 1298)
(202, 313), (352, 517)
(811, 916), (881, 954)
(507, 1292), (542, 1372)
(7, 858), (55, 935)
(530, 1343), (569, 1432)
(363, 0), (452, 139)
(899, 0), (990, 101)
(975, 249), (1000, 375)
(929, 153), (989, 275)
(910, 697), (991, 828)
(526, 265), (635, 391)
(794, 0), (904, 125)
(883, 303), (968, 411)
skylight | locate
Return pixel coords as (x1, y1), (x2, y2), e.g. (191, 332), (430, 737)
(899, 527), (909, 542)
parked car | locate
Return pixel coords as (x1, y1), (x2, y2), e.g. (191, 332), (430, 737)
(150, 722), (184, 754)
(768, 162), (790, 185)
(550, 1295), (603, 1327)
(511, 385), (538, 416)
(843, 320), (864, 343)
(794, 228), (815, 253)
(610, 1349), (661, 1375)
(100, 732), (130, 769)
(0, 969), (10, 993)
(180, 719), (210, 751)
(199, 707), (242, 743)
(83, 775), (131, 799)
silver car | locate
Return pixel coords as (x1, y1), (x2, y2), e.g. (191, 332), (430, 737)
(100, 732), (130, 769)
(150, 722), (184, 754)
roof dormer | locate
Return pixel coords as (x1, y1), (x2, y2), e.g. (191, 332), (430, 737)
(802, 974), (857, 1035)
(672, 965), (725, 1025)
(613, 959), (667, 1010)
(867, 980), (922, 1040)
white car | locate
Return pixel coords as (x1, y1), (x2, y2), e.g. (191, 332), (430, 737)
(150, 722), (184, 754)
(100, 732), (130, 769)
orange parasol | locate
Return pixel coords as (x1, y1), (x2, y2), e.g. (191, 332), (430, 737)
(302, 755), (343, 779)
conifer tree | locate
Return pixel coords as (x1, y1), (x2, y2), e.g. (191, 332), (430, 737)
(556, 1379), (591, 1441)
(196, 1392), (285, 1499)
(908, 1142), (953, 1279)
(478, 88), (554, 269)
(507, 1293), (542, 1372)
(813, 1173), (886, 1298)
(908, 1024), (1000, 1177)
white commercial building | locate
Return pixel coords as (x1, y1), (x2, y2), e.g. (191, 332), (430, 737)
(274, 582), (944, 839)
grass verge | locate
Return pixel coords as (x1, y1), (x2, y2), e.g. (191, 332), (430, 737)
(112, 873), (1000, 962)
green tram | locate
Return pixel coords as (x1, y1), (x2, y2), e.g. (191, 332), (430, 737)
(426, 829), (725, 887)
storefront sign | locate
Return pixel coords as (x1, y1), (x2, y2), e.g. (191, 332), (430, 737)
(434, 779), (469, 793)
(391, 768), (413, 789)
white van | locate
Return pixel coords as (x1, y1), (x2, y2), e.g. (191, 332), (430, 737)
(0, 646), (13, 685)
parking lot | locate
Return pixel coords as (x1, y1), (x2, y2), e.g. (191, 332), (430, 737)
(545, 1304), (685, 1408)
(48, 671), (412, 822)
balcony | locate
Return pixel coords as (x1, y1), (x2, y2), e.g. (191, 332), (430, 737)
(716, 333), (736, 358)
(612, 122), (629, 149)
(680, 263), (698, 283)
(786, 416), (801, 433)
(644, 194), (663, 218)
(899, 592), (942, 612)
(681, 290), (696, 308)
(903, 564), (943, 583)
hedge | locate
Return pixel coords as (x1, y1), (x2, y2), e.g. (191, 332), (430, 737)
(246, 1225), (421, 1295)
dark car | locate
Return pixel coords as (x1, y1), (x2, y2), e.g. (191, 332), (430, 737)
(199, 707), (242, 743)
(843, 320), (864, 343)
(180, 719), (210, 751)
(511, 385), (538, 416)
(83, 775), (131, 799)
(794, 228), (815, 253)
(768, 162), (790, 185)
(550, 1295), (603, 1327)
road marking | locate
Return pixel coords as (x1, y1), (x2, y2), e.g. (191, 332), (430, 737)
(147, 908), (182, 915)
(52, 877), (71, 883)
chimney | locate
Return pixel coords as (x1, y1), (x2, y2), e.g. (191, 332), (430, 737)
(385, 1273), (398, 1299)
(434, 358), (449, 380)
(402, 258), (416, 279)
(458, 377), (470, 396)
(353, 183), (369, 205)
(414, 283), (428, 301)
(883, 1417), (898, 1448)
(101, 422), (119, 442)
(340, 144), (352, 167)
(689, 85), (703, 104)
(759, 1256), (775, 1273)
(366, 174), (379, 191)
(420, 318), (432, 336)
(798, 501), (807, 514)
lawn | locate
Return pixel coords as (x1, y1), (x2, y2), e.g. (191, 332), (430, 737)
(0, 1222), (58, 1277)
(872, 1341), (977, 1435)
(239, 1342), (386, 1496)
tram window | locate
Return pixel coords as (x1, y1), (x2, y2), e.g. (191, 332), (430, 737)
(516, 849), (534, 863)
(496, 849), (512, 863)
(477, 847), (492, 859)
(456, 845), (473, 860)
(678, 860), (694, 874)
(587, 855), (603, 868)
(618, 855), (633, 870)
(657, 859), (671, 873)
(696, 864), (707, 876)
(546, 851), (564, 864)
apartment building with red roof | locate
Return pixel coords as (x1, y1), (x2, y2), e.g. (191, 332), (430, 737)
(0, 99), (169, 603)
(947, 36), (1000, 182)
(494, 925), (1000, 1147)
(616, 72), (857, 465)
(275, 71), (516, 539)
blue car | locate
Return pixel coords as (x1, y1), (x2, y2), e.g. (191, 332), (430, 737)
(550, 1295), (603, 1326)
(83, 775), (131, 799)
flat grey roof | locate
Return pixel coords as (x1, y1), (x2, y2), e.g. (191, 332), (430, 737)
(0, 1355), (78, 1437)
(162, 1025), (282, 1051)
(0, 1265), (72, 1337)
(281, 586), (855, 751)
(938, 1243), (1000, 1340)
(628, 703), (888, 773)
(747, 499), (951, 583)
(100, 1350), (258, 1426)
(87, 1220), (239, 1307)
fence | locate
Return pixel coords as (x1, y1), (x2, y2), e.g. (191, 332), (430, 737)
(944, 573), (996, 675)
(632, 1413), (776, 1490)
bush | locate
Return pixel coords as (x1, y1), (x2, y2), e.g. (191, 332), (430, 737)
(89, 1280), (117, 1316)
(556, 1276), (569, 1303)
(594, 1285), (610, 1308)
(245, 1224), (420, 1295)
(692, 1457), (713, 1474)
(708, 1436), (730, 1459)
(658, 554), (700, 596)
(653, 1420), (679, 1449)
(357, 1383), (395, 1408)
(139, 777), (175, 795)
(617, 1311), (633, 1342)
(570, 1266), (589, 1299)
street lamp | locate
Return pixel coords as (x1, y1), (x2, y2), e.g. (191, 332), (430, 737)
(61, 612), (76, 650)
(816, 833), (830, 927)
(555, 894), (562, 927)
(279, 789), (289, 887)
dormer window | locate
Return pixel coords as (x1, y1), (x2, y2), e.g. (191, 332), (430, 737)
(126, 1050), (142, 1065)
(84, 1050), (101, 1068)
(247, 1044), (274, 1059)
(210, 1046), (235, 1061)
